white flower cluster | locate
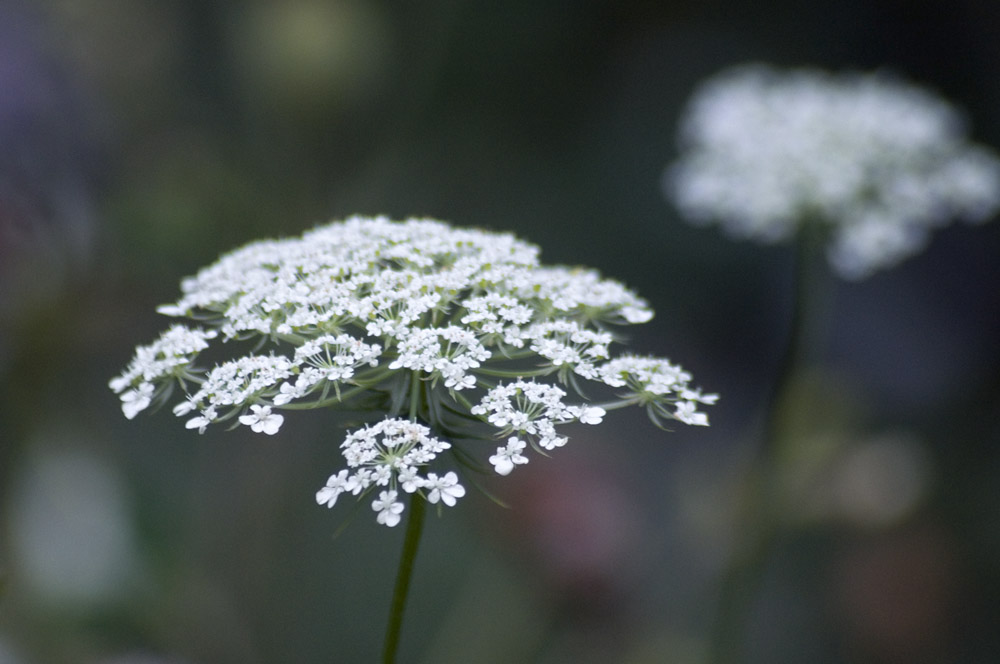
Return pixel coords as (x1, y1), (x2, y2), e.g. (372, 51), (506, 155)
(472, 380), (608, 465)
(109, 325), (218, 419)
(111, 216), (715, 526)
(666, 64), (1000, 279)
(601, 356), (719, 426)
(316, 419), (464, 526)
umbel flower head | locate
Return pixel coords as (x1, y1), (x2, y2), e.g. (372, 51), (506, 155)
(665, 63), (1000, 279)
(111, 216), (716, 525)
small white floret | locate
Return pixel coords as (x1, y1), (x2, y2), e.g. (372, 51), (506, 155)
(424, 472), (466, 507)
(674, 401), (709, 426)
(579, 406), (606, 425)
(121, 384), (154, 420)
(372, 490), (405, 527)
(239, 404), (284, 435)
(489, 437), (529, 476)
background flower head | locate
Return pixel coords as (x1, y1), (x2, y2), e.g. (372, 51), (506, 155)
(665, 63), (1000, 279)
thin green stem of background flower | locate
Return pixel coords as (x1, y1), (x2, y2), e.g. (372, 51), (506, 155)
(707, 223), (828, 664)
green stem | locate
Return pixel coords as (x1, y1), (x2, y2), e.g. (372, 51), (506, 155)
(706, 224), (828, 664)
(592, 397), (641, 412)
(410, 370), (422, 422)
(381, 495), (426, 664)
(381, 370), (428, 664)
(278, 371), (395, 410)
(473, 365), (552, 378)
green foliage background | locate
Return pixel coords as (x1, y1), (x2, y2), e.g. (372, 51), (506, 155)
(2, 1), (999, 663)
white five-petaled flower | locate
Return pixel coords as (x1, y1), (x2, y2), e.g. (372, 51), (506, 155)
(674, 401), (709, 426)
(424, 472), (466, 507)
(184, 406), (217, 434)
(579, 406), (606, 425)
(373, 490), (405, 527)
(121, 383), (154, 420)
(239, 404), (284, 435)
(316, 470), (357, 508)
(489, 437), (530, 476)
(666, 63), (1000, 279)
(111, 216), (715, 527)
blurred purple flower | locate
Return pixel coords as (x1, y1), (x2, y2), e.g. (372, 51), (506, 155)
(0, 3), (105, 320)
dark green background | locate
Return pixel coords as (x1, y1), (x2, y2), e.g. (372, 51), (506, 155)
(2, 1), (998, 662)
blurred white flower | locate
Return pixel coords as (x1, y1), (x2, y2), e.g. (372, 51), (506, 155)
(830, 433), (931, 528)
(7, 445), (140, 608)
(666, 63), (1000, 279)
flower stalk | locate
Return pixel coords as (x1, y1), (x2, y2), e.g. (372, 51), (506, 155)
(382, 494), (425, 664)
(706, 225), (828, 664)
(379, 373), (429, 664)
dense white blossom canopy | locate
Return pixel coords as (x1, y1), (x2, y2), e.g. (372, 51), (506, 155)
(111, 216), (715, 524)
(666, 64), (1000, 279)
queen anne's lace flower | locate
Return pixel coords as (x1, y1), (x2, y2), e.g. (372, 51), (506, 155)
(111, 216), (715, 525)
(666, 64), (1000, 279)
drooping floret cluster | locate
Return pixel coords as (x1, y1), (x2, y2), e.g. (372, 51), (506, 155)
(665, 64), (1000, 279)
(111, 216), (715, 525)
